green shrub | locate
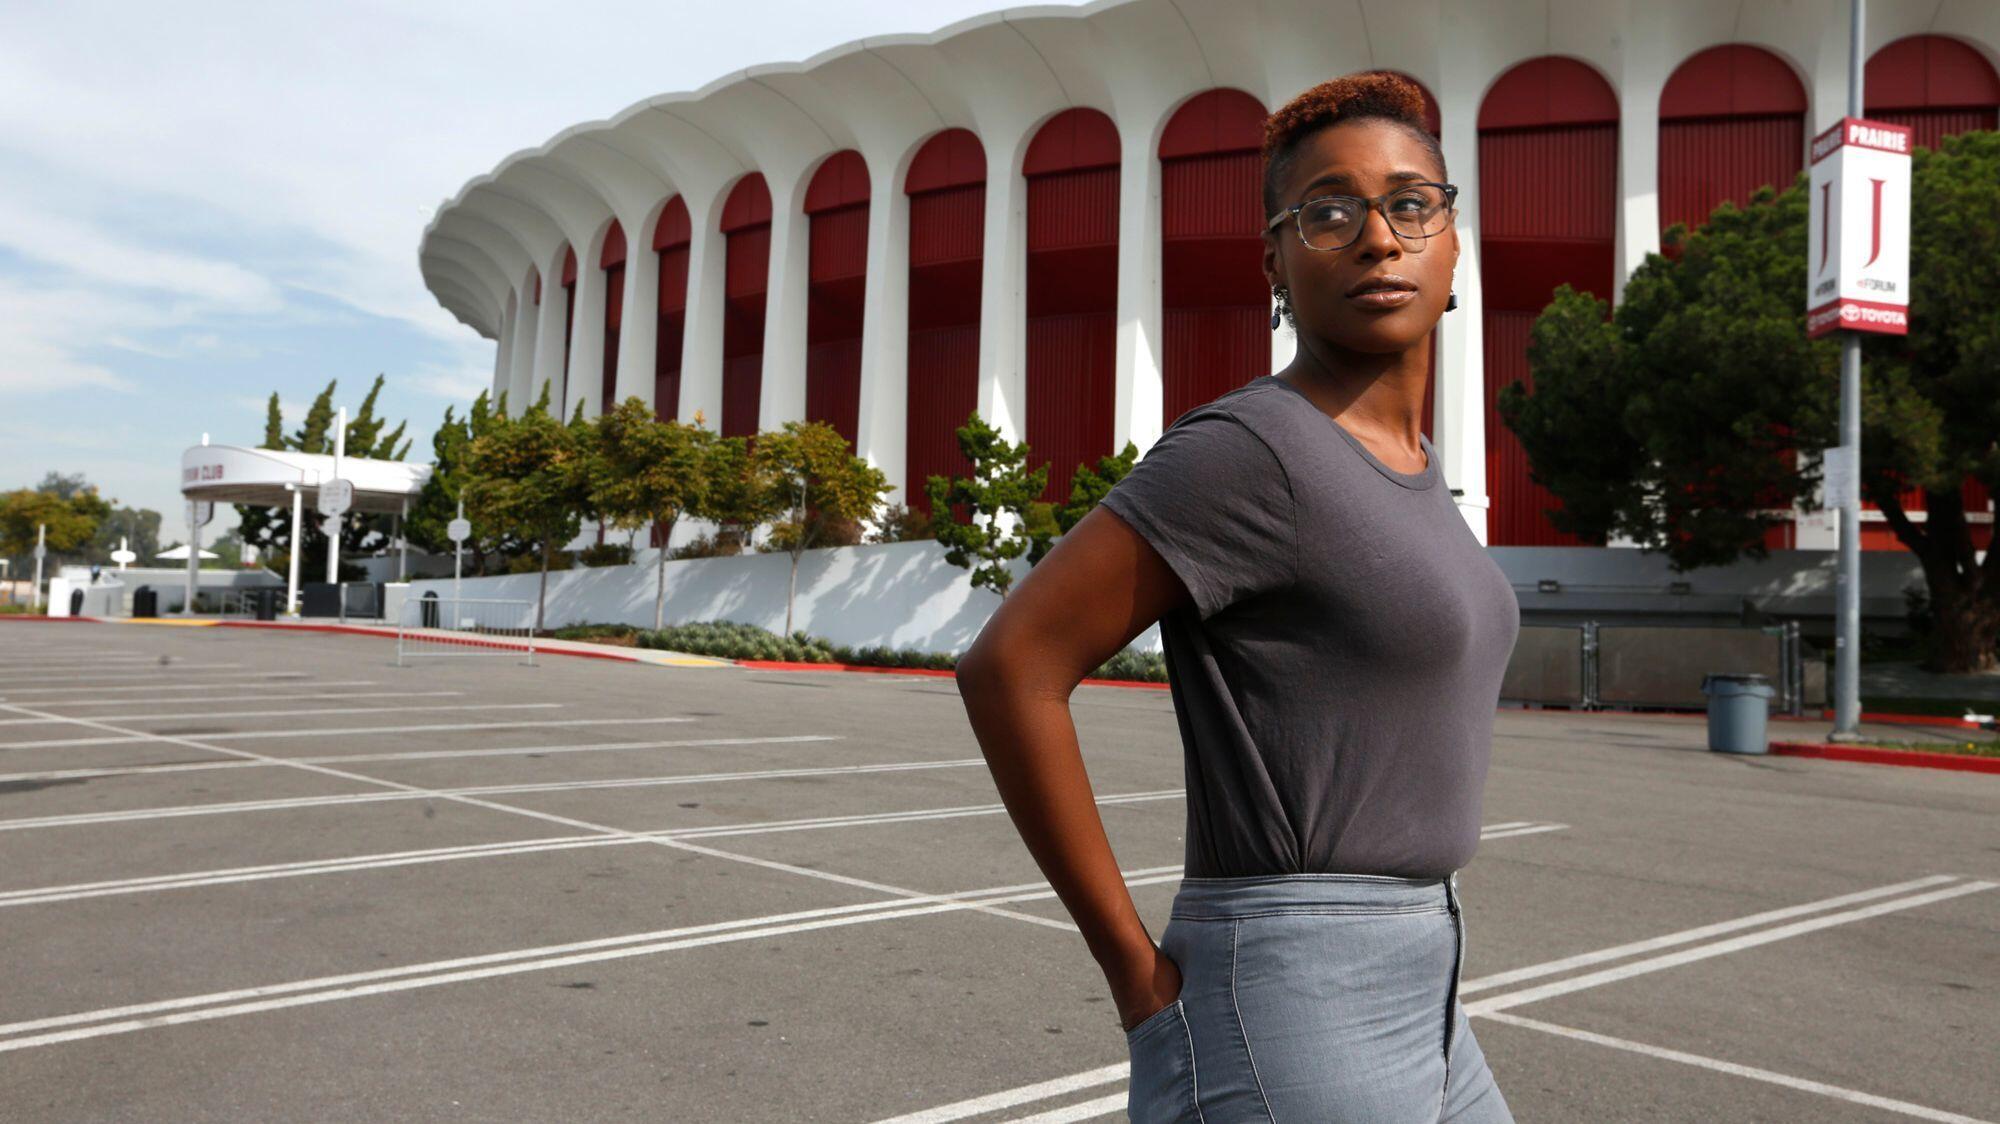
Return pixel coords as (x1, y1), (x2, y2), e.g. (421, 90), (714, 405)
(636, 618), (1164, 681)
(577, 543), (633, 568)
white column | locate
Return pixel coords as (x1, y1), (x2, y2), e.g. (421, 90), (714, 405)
(976, 130), (1032, 445)
(757, 172), (812, 431)
(853, 157), (911, 520)
(614, 238), (659, 412)
(565, 260), (608, 419)
(1614, 58), (1665, 303)
(507, 283), (539, 416)
(678, 196), (728, 429)
(1112, 126), (1165, 453)
(491, 301), (514, 405)
(285, 486), (302, 615)
(1434, 65), (1490, 543)
(530, 265), (569, 413)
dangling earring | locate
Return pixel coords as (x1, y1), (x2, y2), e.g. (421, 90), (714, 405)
(1445, 291), (1459, 312)
(1270, 287), (1289, 331)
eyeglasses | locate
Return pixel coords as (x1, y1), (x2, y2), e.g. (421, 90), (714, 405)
(1265, 182), (1459, 252)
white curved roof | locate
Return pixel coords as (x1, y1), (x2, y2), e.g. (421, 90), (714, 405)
(180, 445), (432, 514)
(417, 0), (2000, 338)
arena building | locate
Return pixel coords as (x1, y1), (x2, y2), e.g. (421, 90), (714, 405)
(417, 0), (1998, 552)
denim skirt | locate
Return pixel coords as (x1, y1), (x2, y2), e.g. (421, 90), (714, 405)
(1123, 871), (1514, 1123)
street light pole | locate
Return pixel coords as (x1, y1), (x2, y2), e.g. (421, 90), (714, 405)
(1831, 0), (1865, 740)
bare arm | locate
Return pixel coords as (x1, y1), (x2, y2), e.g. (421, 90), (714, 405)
(952, 504), (1194, 1031)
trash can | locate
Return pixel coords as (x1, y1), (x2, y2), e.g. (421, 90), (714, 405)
(132, 586), (157, 618)
(68, 588), (85, 616)
(253, 587), (279, 621)
(420, 590), (440, 628)
(1701, 673), (1775, 754)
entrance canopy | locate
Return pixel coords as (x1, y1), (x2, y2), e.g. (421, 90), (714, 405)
(181, 444), (431, 513)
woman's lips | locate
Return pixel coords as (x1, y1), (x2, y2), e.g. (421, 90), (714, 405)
(1346, 287), (1419, 310)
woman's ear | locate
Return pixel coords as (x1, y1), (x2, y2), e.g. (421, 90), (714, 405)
(1261, 232), (1285, 291)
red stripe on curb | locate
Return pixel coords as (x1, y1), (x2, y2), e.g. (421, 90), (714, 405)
(0, 616), (101, 624)
(1768, 740), (2000, 774)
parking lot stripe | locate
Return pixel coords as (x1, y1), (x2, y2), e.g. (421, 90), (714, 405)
(1009, 1094), (1130, 1123)
(870, 874), (1994, 1124)
(0, 864), (1190, 1052)
(1481, 1012), (1990, 1124)
(1465, 879), (1996, 1016)
(1460, 874), (1968, 996)
(0, 702), (560, 727)
(0, 690), (461, 714)
(0, 665), (255, 683)
(868, 1067), (1131, 1124)
(0, 733), (845, 784)
(0, 715), (697, 750)
(0, 680), (380, 696)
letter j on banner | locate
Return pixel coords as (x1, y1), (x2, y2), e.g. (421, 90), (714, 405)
(1806, 117), (1912, 339)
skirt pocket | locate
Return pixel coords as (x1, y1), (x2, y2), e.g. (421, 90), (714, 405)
(1125, 997), (1201, 1122)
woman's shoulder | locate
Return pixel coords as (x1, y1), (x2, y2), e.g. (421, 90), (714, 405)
(1163, 377), (1304, 454)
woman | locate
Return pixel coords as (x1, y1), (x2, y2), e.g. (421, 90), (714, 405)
(952, 71), (1519, 1122)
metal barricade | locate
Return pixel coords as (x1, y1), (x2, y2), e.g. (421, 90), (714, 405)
(395, 596), (537, 667)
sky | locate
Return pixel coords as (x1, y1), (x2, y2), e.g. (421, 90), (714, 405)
(0, 0), (1080, 548)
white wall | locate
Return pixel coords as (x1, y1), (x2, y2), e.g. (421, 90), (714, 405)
(411, 539), (1936, 654)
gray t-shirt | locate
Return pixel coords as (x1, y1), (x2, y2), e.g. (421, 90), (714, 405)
(1097, 374), (1521, 879)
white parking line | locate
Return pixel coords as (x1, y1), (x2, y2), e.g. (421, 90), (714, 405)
(0, 680), (378, 696)
(868, 875), (1996, 1124)
(1481, 1012), (1991, 1123)
(0, 761), (1090, 832)
(0, 665), (253, 683)
(0, 716), (697, 750)
(1463, 879), (1996, 1016)
(0, 703), (560, 727)
(1459, 873), (1967, 996)
(0, 734), (841, 784)
(0, 690), (461, 714)
(0, 777), (1175, 907)
(1008, 1094), (1129, 1124)
(0, 677), (354, 698)
(870, 1068), (1131, 1124)
(0, 865), (1194, 1054)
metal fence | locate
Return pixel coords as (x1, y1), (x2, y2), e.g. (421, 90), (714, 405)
(395, 595), (537, 667)
(1501, 621), (1820, 715)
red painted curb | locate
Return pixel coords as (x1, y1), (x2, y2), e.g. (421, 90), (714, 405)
(1768, 740), (2000, 774)
(0, 616), (100, 623)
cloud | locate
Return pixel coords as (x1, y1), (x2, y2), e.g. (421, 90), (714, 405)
(0, 279), (141, 393)
(0, 192), (282, 311)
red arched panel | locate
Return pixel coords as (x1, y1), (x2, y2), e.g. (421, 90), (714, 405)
(1026, 109), (1118, 505)
(1024, 107), (1120, 175)
(722, 175), (771, 438)
(906, 128), (987, 195)
(1158, 88), (1265, 159)
(1161, 89), (1270, 424)
(561, 245), (578, 285)
(654, 197), (690, 422)
(1480, 57), (1617, 546)
(600, 221), (627, 269)
(806, 152), (870, 447)
(1866, 35), (2000, 150)
(558, 244), (576, 411)
(1659, 46), (1807, 234)
(1479, 56), (1619, 130)
(907, 131), (987, 514)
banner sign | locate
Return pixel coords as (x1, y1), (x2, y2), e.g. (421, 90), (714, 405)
(1806, 117), (1912, 339)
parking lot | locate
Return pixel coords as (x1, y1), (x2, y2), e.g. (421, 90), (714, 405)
(0, 621), (1993, 1122)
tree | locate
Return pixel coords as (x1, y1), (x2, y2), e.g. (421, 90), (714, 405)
(405, 389), (522, 574)
(1499, 130), (2000, 671)
(236, 376), (412, 574)
(1042, 441), (1141, 560)
(0, 486), (108, 562)
(924, 410), (1048, 600)
(750, 420), (893, 635)
(687, 413), (788, 559)
(591, 397), (714, 630)
(463, 385), (593, 633)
